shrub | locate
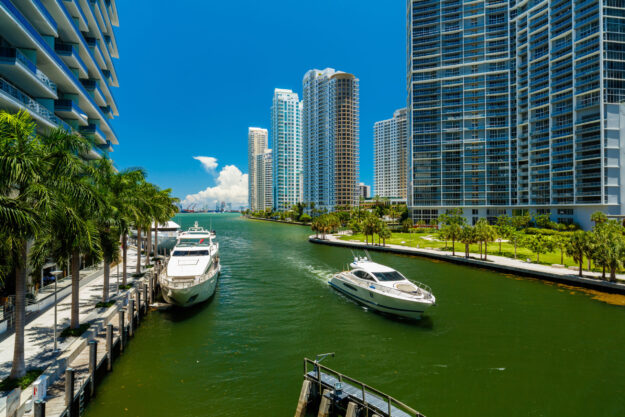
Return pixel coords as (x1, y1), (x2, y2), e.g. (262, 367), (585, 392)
(95, 301), (116, 309)
(299, 214), (312, 223)
(524, 227), (557, 235)
(0, 369), (43, 392)
(60, 323), (90, 338)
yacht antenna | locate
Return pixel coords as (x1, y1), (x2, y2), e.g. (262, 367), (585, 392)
(364, 249), (372, 261)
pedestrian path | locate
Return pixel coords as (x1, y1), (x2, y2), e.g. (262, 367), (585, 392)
(0, 247), (144, 383)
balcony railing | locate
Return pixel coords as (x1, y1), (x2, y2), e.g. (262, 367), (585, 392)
(0, 47), (57, 93)
(0, 77), (69, 130)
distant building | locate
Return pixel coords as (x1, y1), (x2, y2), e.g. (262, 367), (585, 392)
(374, 108), (407, 200)
(248, 127), (268, 211)
(255, 149), (273, 211)
(272, 88), (303, 211)
(359, 183), (371, 199)
(0, 0), (121, 158)
(303, 68), (359, 211)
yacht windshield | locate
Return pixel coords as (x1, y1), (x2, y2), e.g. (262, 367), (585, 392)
(172, 250), (209, 256)
(373, 271), (405, 281)
(178, 238), (210, 246)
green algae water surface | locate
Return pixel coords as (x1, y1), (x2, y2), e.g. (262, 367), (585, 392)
(85, 213), (625, 417)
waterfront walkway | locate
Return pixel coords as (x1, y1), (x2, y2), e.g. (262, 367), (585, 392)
(312, 234), (625, 293)
(0, 247), (144, 407)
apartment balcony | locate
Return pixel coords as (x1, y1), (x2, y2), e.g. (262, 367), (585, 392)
(0, 46), (57, 99)
(81, 79), (106, 106)
(54, 99), (88, 126)
(55, 43), (88, 78)
(79, 123), (106, 145)
(0, 76), (70, 130)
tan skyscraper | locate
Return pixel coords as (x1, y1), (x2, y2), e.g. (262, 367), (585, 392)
(248, 127), (268, 210)
(303, 68), (359, 211)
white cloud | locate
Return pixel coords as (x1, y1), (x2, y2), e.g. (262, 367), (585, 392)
(193, 156), (218, 172)
(183, 164), (248, 209)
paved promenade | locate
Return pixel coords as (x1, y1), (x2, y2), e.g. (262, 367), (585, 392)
(0, 247), (143, 382)
(313, 234), (625, 292)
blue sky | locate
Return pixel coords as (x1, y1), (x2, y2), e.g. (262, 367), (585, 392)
(111, 0), (405, 207)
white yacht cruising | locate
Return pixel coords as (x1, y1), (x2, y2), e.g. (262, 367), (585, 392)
(329, 256), (435, 319)
(159, 222), (220, 307)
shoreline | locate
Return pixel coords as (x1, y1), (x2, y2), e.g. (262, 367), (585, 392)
(309, 235), (625, 295)
(244, 216), (310, 226)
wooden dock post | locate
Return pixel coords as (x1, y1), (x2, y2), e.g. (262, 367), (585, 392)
(128, 299), (134, 337)
(34, 400), (45, 417)
(294, 380), (311, 417)
(317, 389), (331, 417)
(65, 368), (75, 414)
(345, 402), (359, 417)
(136, 290), (141, 324)
(118, 309), (125, 351)
(106, 324), (113, 371)
(148, 275), (153, 304)
(88, 340), (98, 397)
(143, 282), (148, 312)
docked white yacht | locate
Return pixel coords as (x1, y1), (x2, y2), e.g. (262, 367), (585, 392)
(329, 256), (435, 319)
(159, 222), (220, 307)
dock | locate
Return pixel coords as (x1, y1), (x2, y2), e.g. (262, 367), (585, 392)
(295, 358), (426, 417)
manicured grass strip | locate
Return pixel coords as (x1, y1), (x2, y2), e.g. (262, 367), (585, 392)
(60, 323), (90, 338)
(95, 301), (116, 308)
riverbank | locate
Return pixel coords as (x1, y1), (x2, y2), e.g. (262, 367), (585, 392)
(245, 215), (309, 226)
(310, 234), (625, 294)
(0, 247), (155, 416)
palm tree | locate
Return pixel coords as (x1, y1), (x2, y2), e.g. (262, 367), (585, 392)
(566, 231), (587, 277)
(0, 110), (46, 378)
(459, 226), (476, 258)
(379, 222), (392, 246)
(153, 189), (179, 259)
(590, 211), (607, 227)
(442, 223), (462, 256)
(34, 128), (103, 329)
(362, 215), (378, 245)
(475, 219), (497, 261)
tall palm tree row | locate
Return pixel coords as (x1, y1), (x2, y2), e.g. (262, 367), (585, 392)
(0, 111), (179, 379)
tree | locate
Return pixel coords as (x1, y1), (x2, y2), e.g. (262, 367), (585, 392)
(441, 223), (462, 256)
(566, 231), (587, 277)
(401, 218), (413, 233)
(348, 218), (362, 234)
(0, 110), (47, 378)
(379, 222), (392, 246)
(593, 220), (625, 281)
(438, 207), (465, 227)
(475, 219), (497, 261)
(459, 226), (477, 258)
(534, 213), (552, 229)
(590, 211), (608, 227)
(495, 215), (514, 254)
(363, 215), (378, 245)
(551, 234), (568, 266)
(299, 213), (312, 223)
(522, 235), (553, 263)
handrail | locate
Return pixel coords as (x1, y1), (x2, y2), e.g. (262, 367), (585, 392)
(303, 358), (425, 417)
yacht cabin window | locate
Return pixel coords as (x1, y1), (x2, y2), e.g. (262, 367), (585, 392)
(353, 270), (375, 281)
(172, 250), (210, 256)
(373, 271), (405, 282)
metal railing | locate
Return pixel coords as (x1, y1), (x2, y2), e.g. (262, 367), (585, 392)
(304, 358), (425, 417)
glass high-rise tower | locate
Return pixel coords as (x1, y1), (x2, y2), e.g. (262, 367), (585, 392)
(248, 127), (268, 211)
(408, 0), (625, 228)
(271, 88), (303, 211)
(374, 108), (408, 200)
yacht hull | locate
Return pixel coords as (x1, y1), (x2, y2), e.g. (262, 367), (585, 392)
(329, 275), (432, 319)
(161, 263), (220, 307)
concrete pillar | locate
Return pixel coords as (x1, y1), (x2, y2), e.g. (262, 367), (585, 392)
(106, 324), (113, 371)
(88, 340), (97, 397)
(345, 402), (359, 417)
(294, 380), (311, 417)
(64, 368), (75, 411)
(34, 400), (45, 417)
(317, 389), (331, 417)
(118, 309), (125, 351)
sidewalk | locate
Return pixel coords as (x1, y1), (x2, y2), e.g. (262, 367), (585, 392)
(0, 246), (145, 384)
(315, 234), (625, 291)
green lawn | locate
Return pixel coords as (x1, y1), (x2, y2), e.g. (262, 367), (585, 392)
(339, 232), (587, 269)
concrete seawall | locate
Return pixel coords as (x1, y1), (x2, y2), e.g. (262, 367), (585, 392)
(309, 236), (625, 295)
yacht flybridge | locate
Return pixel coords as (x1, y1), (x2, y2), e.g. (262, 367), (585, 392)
(159, 222), (220, 307)
(329, 255), (435, 319)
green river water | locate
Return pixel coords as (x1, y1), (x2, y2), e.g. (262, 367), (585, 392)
(86, 213), (625, 417)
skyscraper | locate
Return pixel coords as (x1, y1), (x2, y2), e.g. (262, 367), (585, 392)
(303, 68), (359, 211)
(374, 108), (407, 200)
(271, 88), (302, 211)
(256, 149), (273, 211)
(248, 127), (268, 211)
(408, 0), (625, 229)
(0, 0), (120, 158)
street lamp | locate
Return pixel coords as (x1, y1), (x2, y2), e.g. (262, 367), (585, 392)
(50, 270), (63, 353)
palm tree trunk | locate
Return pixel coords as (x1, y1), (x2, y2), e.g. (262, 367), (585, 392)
(122, 234), (128, 286)
(145, 225), (152, 268)
(602, 266), (605, 280)
(70, 250), (80, 329)
(465, 243), (470, 258)
(154, 223), (159, 257)
(102, 261), (110, 303)
(610, 267), (616, 282)
(579, 260), (583, 277)
(10, 242), (27, 379)
(560, 249), (564, 265)
(452, 237), (455, 256)
(480, 242), (483, 259)
(136, 226), (142, 274)
(484, 242), (488, 261)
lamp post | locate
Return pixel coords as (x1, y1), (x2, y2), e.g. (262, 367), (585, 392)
(50, 270), (63, 353)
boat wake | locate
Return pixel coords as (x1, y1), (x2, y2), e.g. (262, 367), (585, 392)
(285, 256), (334, 285)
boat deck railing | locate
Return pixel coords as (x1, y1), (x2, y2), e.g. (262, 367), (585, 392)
(303, 358), (426, 417)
